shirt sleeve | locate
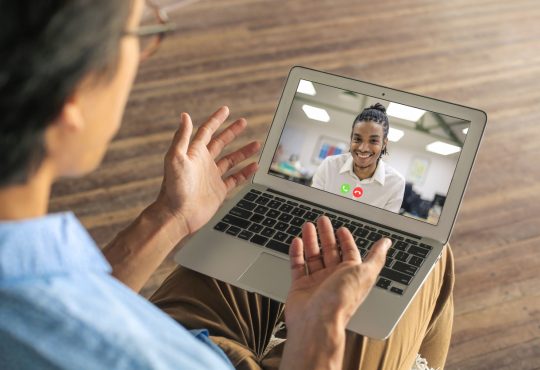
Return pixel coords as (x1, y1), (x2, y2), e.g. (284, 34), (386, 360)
(311, 158), (328, 190)
(385, 177), (406, 213)
(189, 329), (234, 369)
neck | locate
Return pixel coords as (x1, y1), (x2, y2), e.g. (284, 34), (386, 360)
(353, 162), (377, 180)
(0, 161), (55, 221)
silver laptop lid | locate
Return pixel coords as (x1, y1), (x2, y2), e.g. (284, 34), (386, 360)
(253, 66), (487, 243)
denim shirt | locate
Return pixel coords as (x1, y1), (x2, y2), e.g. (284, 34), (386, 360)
(0, 212), (234, 370)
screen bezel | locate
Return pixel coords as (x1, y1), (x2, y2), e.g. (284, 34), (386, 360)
(253, 66), (487, 243)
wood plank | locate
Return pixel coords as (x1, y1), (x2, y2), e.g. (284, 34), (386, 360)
(447, 337), (540, 370)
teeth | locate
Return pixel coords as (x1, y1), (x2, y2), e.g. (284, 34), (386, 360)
(356, 152), (371, 158)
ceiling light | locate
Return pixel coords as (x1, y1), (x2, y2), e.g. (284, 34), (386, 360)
(297, 80), (316, 96)
(387, 102), (426, 122)
(462, 127), (468, 134)
(302, 104), (329, 122)
(426, 141), (461, 156)
(387, 127), (404, 142)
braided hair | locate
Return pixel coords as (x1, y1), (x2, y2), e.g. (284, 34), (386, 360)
(351, 103), (389, 156)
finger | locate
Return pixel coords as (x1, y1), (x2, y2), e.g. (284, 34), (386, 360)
(223, 162), (259, 191)
(193, 106), (230, 146)
(363, 238), (392, 273)
(317, 216), (340, 267)
(207, 118), (247, 158)
(170, 113), (193, 155)
(336, 227), (361, 262)
(302, 222), (324, 274)
(216, 141), (261, 175)
(289, 237), (306, 281)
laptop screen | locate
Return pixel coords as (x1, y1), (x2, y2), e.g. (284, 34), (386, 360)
(269, 79), (470, 225)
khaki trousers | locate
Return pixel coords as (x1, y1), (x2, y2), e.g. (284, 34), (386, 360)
(150, 245), (454, 370)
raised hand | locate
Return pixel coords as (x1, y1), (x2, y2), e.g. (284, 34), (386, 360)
(285, 216), (391, 333)
(155, 106), (260, 235)
(280, 216), (390, 370)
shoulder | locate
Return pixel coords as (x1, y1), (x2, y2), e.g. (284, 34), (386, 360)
(0, 278), (144, 369)
(383, 162), (406, 187)
(0, 276), (225, 370)
(321, 153), (350, 167)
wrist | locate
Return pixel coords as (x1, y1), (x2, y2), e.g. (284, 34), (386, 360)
(282, 313), (346, 370)
(144, 200), (190, 245)
(288, 310), (346, 346)
(102, 202), (191, 292)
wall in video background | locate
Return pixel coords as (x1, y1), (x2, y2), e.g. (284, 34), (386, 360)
(270, 80), (470, 225)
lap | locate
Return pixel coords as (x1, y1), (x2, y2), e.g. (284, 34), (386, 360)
(343, 244), (455, 370)
(150, 245), (454, 370)
(149, 264), (284, 368)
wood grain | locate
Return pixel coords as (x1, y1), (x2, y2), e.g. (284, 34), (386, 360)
(49, 0), (540, 368)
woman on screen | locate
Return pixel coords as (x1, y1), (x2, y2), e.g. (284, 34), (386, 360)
(311, 103), (405, 213)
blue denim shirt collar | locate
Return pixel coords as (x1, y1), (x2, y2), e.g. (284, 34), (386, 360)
(0, 212), (111, 281)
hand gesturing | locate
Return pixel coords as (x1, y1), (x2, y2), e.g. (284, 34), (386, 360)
(155, 106), (260, 235)
(285, 216), (391, 331)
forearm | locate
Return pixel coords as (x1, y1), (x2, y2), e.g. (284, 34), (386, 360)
(102, 202), (189, 292)
(280, 316), (347, 370)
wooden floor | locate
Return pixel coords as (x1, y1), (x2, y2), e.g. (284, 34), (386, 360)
(49, 0), (540, 368)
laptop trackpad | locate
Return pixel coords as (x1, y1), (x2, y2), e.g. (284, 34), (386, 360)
(237, 252), (291, 302)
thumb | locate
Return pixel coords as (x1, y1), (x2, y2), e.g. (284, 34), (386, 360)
(289, 237), (306, 281)
(363, 238), (392, 272)
(170, 112), (193, 155)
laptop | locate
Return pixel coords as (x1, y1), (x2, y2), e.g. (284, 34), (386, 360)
(175, 66), (487, 339)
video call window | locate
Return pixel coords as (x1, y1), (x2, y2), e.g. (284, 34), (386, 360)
(269, 80), (470, 225)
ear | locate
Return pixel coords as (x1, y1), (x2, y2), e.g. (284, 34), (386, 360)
(44, 92), (85, 158)
(382, 137), (388, 154)
(56, 93), (85, 133)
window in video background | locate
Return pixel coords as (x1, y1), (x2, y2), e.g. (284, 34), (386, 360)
(269, 80), (470, 225)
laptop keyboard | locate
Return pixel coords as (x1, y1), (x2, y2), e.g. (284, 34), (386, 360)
(214, 189), (433, 296)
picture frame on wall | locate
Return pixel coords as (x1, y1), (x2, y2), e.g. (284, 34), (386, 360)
(312, 135), (349, 165)
(407, 157), (430, 185)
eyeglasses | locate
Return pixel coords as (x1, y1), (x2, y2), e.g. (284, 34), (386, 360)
(125, 0), (177, 61)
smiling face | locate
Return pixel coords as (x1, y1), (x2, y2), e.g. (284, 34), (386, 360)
(350, 120), (387, 174)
